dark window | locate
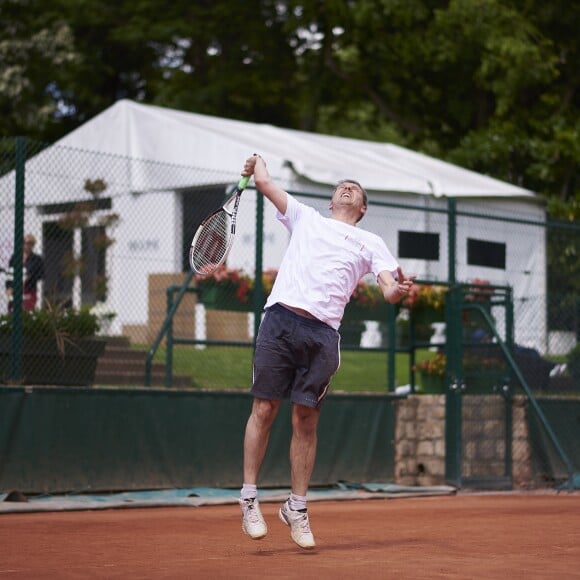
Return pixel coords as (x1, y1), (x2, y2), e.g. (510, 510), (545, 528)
(398, 231), (439, 260)
(42, 221), (74, 307)
(467, 238), (506, 270)
(81, 225), (108, 304)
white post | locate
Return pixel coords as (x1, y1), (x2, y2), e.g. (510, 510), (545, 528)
(195, 303), (206, 350)
(72, 228), (82, 309)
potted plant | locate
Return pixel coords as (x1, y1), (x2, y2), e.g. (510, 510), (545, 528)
(413, 352), (447, 393)
(195, 266), (280, 311)
(0, 303), (106, 386)
(194, 266), (255, 311)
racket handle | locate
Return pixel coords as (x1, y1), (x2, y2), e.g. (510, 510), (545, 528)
(238, 175), (250, 190)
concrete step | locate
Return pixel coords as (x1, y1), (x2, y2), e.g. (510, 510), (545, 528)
(99, 347), (151, 362)
(101, 335), (132, 348)
(95, 337), (191, 387)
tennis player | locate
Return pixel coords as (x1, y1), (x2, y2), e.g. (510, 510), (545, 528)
(239, 154), (414, 549)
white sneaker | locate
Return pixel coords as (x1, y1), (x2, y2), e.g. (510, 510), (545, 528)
(240, 498), (267, 540)
(279, 500), (316, 549)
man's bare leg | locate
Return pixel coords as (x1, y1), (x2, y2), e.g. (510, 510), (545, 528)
(278, 403), (319, 549)
(243, 397), (281, 484)
(240, 398), (281, 540)
(289, 403), (320, 495)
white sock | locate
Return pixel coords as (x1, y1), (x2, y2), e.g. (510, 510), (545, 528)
(241, 483), (257, 501)
(289, 493), (307, 511)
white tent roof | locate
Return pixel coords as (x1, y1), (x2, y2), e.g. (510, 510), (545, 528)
(54, 99), (537, 200)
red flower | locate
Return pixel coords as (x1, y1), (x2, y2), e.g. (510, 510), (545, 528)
(195, 266), (279, 305)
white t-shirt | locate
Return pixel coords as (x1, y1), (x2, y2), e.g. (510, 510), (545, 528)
(265, 195), (399, 329)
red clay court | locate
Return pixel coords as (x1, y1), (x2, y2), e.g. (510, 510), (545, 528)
(1, 492), (579, 579)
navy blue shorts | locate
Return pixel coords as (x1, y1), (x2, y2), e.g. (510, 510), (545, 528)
(251, 303), (341, 409)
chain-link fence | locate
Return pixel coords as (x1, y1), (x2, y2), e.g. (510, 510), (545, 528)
(1, 137), (578, 388)
(1, 136), (578, 489)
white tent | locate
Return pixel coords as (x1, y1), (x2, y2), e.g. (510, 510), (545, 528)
(55, 99), (538, 199)
(0, 100), (546, 349)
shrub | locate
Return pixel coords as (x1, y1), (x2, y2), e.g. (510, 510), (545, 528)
(0, 304), (99, 338)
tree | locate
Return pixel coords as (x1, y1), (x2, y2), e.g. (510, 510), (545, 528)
(1, 0), (578, 217)
(0, 0), (77, 139)
(3, 0), (306, 140)
(306, 0), (579, 215)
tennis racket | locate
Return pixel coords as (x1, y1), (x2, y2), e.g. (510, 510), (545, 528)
(189, 175), (250, 275)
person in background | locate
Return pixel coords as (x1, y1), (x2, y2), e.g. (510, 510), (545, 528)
(238, 154), (415, 550)
(5, 234), (45, 312)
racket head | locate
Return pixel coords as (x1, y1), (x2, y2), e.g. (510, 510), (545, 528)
(189, 209), (234, 275)
(189, 174), (251, 275)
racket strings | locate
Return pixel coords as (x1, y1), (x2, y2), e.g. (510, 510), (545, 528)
(190, 211), (231, 274)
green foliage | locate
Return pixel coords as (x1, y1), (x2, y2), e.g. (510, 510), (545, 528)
(0, 0), (78, 139)
(0, 305), (99, 338)
(1, 0), (578, 212)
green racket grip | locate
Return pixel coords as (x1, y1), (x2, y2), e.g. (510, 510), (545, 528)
(238, 175), (250, 190)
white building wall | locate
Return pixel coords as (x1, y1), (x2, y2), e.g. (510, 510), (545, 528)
(108, 191), (180, 333)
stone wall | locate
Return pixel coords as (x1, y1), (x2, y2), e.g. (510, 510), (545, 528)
(394, 395), (446, 486)
(511, 397), (534, 487)
(394, 395), (532, 488)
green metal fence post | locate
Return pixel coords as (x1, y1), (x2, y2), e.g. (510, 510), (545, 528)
(165, 287), (174, 388)
(387, 303), (397, 392)
(444, 198), (462, 486)
(11, 137), (26, 382)
(447, 198), (457, 285)
(445, 283), (463, 487)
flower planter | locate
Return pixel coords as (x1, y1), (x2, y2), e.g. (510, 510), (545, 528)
(0, 336), (106, 386)
(418, 374), (446, 394)
(199, 286), (254, 312)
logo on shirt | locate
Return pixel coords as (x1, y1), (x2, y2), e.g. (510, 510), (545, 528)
(344, 234), (365, 252)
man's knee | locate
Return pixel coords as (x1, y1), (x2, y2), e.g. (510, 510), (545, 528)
(251, 398), (280, 425)
(291, 404), (319, 433)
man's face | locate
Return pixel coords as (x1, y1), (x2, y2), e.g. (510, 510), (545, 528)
(330, 181), (367, 215)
